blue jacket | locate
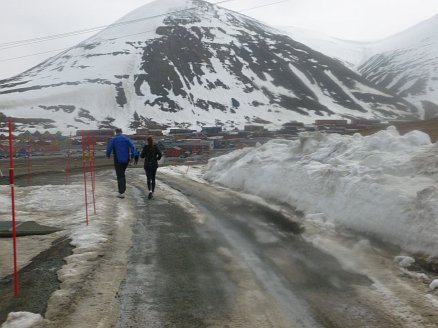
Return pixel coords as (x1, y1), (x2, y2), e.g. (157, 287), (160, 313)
(106, 134), (137, 164)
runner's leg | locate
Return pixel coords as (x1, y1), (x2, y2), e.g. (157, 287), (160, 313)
(115, 162), (128, 194)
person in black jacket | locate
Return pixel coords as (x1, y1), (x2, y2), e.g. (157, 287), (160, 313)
(140, 136), (162, 199)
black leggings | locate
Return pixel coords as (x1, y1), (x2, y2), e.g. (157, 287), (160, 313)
(144, 165), (158, 192)
(115, 162), (128, 194)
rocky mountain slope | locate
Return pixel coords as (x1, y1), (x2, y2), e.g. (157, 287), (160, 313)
(275, 26), (369, 70)
(277, 15), (438, 119)
(358, 15), (438, 119)
(0, 0), (418, 133)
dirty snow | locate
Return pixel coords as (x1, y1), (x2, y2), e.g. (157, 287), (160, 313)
(430, 279), (438, 291)
(0, 169), (140, 325)
(0, 312), (43, 328)
(204, 127), (438, 257)
(394, 256), (416, 268)
(1, 127), (438, 325)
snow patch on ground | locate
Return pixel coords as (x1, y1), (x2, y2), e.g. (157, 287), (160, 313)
(394, 256), (415, 268)
(0, 169), (139, 324)
(0, 312), (43, 328)
(160, 165), (207, 183)
(429, 279), (438, 291)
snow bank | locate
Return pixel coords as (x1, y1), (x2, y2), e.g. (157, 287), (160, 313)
(0, 312), (43, 328)
(430, 279), (438, 291)
(0, 170), (139, 325)
(204, 127), (438, 257)
(393, 256), (415, 268)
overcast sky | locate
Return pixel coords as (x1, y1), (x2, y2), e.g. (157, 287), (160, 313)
(1, 0), (438, 79)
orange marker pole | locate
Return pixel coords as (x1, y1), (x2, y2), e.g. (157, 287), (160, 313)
(8, 118), (19, 296)
(92, 136), (97, 193)
(27, 137), (31, 185)
(90, 136), (96, 192)
(185, 149), (195, 175)
(87, 135), (96, 214)
(65, 132), (71, 185)
(81, 135), (89, 225)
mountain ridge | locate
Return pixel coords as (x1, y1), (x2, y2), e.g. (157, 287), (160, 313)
(277, 14), (438, 119)
(358, 14), (438, 118)
(0, 0), (418, 134)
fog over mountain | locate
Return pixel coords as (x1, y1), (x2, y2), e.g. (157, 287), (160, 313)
(359, 15), (438, 119)
(279, 15), (438, 119)
(0, 0), (418, 133)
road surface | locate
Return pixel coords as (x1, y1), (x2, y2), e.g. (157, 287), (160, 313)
(113, 173), (438, 327)
(23, 170), (437, 328)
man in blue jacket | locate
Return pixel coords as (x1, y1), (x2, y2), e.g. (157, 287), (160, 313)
(106, 128), (138, 198)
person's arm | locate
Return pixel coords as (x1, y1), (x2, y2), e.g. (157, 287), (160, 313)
(106, 138), (114, 158)
(156, 145), (162, 161)
(140, 145), (146, 158)
(128, 138), (138, 164)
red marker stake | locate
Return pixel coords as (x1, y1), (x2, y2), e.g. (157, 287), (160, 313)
(89, 135), (95, 192)
(65, 132), (71, 185)
(185, 150), (195, 175)
(92, 136), (96, 191)
(81, 135), (89, 225)
(8, 118), (19, 297)
(87, 135), (96, 214)
(27, 137), (31, 185)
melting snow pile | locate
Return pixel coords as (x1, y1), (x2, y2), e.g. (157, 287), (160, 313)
(430, 279), (438, 291)
(0, 312), (42, 328)
(205, 127), (438, 257)
(0, 171), (136, 325)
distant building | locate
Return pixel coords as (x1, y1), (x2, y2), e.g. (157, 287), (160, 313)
(201, 126), (222, 135)
(179, 139), (202, 145)
(130, 134), (148, 141)
(278, 121), (304, 135)
(136, 128), (149, 135)
(169, 128), (196, 135)
(251, 131), (275, 138)
(173, 139), (212, 153)
(76, 129), (114, 142)
(149, 129), (164, 136)
(315, 120), (348, 127)
(164, 146), (183, 157)
(76, 129), (114, 137)
(136, 128), (163, 136)
(348, 119), (383, 130)
(283, 121), (305, 128)
(244, 125), (265, 132)
(304, 125), (317, 132)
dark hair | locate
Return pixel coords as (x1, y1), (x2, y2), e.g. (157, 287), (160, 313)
(115, 128), (122, 134)
(147, 136), (153, 147)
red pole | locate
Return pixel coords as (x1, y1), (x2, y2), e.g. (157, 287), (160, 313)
(87, 135), (96, 215)
(8, 118), (19, 297)
(65, 132), (71, 185)
(81, 135), (89, 225)
(89, 135), (95, 192)
(185, 149), (195, 174)
(92, 136), (96, 191)
(27, 136), (31, 185)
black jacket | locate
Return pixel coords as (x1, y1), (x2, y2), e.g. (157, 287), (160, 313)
(140, 144), (162, 168)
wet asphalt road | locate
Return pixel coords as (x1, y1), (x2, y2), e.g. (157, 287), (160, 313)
(115, 175), (404, 328)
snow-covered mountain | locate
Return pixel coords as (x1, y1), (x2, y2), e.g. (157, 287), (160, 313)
(358, 15), (438, 119)
(278, 15), (438, 120)
(275, 26), (370, 70)
(0, 0), (418, 134)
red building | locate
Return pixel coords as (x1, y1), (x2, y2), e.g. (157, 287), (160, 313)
(164, 146), (183, 157)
